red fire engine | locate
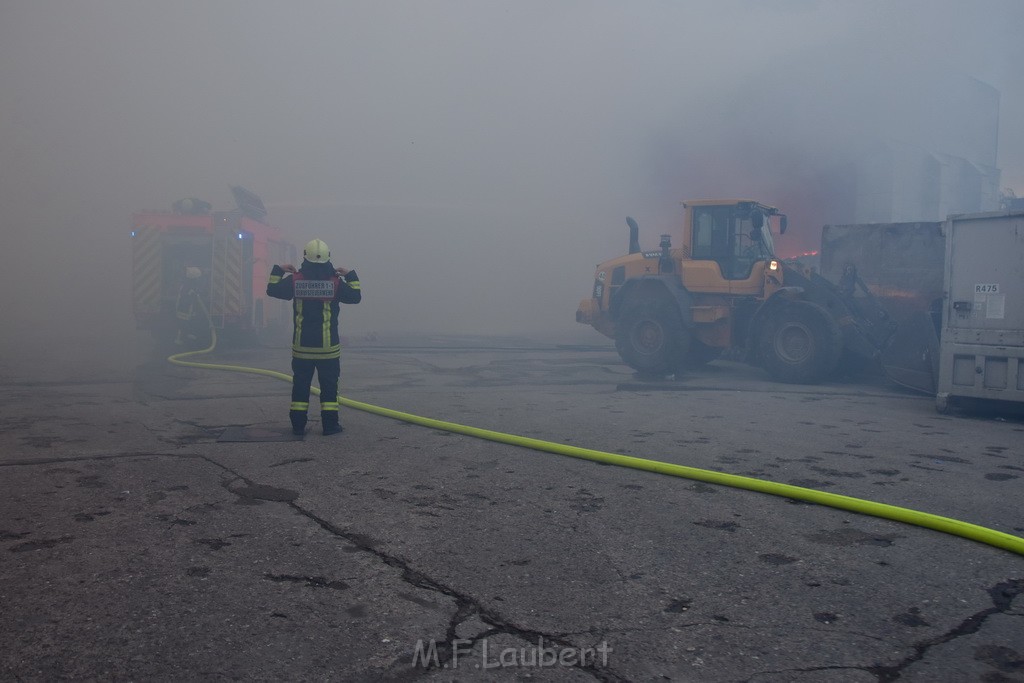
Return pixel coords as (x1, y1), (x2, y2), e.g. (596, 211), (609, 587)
(131, 186), (296, 345)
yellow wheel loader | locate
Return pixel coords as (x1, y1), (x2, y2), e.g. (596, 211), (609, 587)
(576, 200), (896, 383)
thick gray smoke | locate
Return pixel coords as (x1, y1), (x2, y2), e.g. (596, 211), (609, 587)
(1, 1), (1022, 381)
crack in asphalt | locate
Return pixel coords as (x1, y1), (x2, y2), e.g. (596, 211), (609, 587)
(206, 457), (629, 682)
(264, 573), (351, 590)
(746, 664), (879, 680)
(659, 620), (891, 644)
(0, 452), (199, 467)
(290, 498), (628, 682)
(746, 578), (1024, 682)
(867, 578), (1024, 682)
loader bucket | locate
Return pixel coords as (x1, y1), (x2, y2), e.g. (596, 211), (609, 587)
(818, 222), (946, 395)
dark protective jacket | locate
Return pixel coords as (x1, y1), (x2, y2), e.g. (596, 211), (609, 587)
(175, 284), (198, 323)
(266, 261), (361, 359)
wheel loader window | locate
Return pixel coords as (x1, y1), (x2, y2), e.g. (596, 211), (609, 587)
(693, 214), (714, 257)
(692, 205), (762, 280)
(692, 208), (730, 260)
(692, 206), (734, 262)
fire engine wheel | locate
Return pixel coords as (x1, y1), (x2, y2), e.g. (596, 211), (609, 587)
(615, 301), (689, 375)
(758, 301), (843, 384)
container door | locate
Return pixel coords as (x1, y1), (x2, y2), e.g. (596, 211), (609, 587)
(945, 215), (1024, 335)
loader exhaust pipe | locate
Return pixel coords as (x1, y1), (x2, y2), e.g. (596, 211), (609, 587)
(627, 216), (641, 254)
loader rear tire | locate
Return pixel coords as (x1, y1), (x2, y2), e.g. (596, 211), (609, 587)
(615, 300), (689, 376)
(758, 301), (843, 384)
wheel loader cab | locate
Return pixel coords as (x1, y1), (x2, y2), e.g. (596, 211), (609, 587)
(681, 200), (778, 296)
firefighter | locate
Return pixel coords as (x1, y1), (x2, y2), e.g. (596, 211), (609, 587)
(174, 266), (204, 347)
(267, 239), (361, 436)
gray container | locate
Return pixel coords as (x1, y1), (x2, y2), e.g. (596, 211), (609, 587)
(936, 210), (1024, 411)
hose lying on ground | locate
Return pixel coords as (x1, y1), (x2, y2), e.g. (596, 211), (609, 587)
(167, 329), (1024, 558)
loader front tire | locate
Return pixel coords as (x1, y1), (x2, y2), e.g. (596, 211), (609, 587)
(758, 301), (843, 384)
(615, 300), (688, 376)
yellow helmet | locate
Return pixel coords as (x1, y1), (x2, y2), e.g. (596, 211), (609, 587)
(303, 238), (331, 264)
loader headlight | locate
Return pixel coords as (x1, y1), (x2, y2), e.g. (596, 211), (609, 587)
(768, 259), (780, 271)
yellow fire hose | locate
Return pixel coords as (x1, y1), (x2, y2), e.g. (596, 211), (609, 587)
(168, 327), (1024, 558)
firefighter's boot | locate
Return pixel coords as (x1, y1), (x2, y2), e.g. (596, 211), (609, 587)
(290, 410), (307, 436)
(322, 411), (343, 436)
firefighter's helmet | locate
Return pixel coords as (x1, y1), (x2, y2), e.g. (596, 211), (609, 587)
(303, 238), (331, 264)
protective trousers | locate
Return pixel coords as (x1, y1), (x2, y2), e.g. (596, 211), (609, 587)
(290, 357), (341, 435)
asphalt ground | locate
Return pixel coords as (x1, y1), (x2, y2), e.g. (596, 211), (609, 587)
(1, 338), (1023, 682)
